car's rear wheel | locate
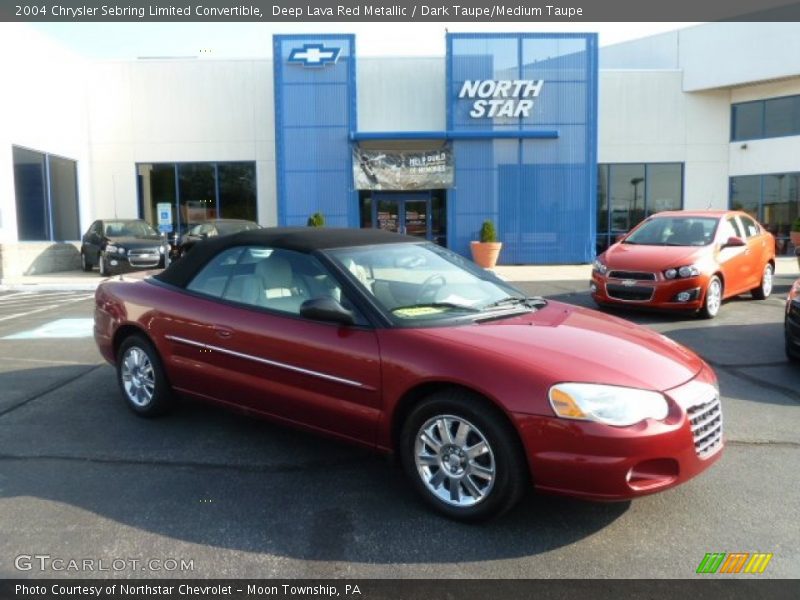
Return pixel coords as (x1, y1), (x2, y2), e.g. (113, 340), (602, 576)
(80, 251), (92, 272)
(752, 263), (774, 300)
(117, 334), (173, 417)
(700, 276), (722, 319)
(400, 390), (528, 521)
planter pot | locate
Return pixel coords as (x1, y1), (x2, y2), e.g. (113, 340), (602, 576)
(470, 241), (503, 269)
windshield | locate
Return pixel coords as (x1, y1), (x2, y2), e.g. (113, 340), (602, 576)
(216, 221), (260, 235)
(325, 242), (538, 325)
(623, 216), (719, 247)
(104, 220), (159, 238)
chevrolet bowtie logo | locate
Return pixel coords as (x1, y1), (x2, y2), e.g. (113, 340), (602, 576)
(288, 43), (341, 67)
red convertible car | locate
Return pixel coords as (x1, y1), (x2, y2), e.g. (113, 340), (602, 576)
(592, 210), (775, 318)
(94, 228), (723, 520)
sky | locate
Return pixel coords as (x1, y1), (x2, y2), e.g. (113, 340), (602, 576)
(31, 22), (701, 59)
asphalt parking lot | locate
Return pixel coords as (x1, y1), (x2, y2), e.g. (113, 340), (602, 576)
(0, 276), (798, 579)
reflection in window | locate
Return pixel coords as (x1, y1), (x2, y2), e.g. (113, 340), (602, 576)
(596, 163), (683, 254)
(12, 146), (79, 241)
(731, 173), (799, 254)
(137, 162), (258, 238)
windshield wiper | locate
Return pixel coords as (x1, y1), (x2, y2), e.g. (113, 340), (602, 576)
(391, 302), (481, 313)
(483, 296), (547, 311)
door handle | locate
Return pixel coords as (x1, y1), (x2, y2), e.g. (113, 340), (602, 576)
(214, 326), (233, 339)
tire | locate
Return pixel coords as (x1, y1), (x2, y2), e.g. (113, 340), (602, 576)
(116, 334), (173, 417)
(80, 251), (92, 272)
(700, 276), (723, 319)
(752, 263), (774, 300)
(98, 253), (112, 277)
(786, 328), (800, 363)
(400, 390), (529, 522)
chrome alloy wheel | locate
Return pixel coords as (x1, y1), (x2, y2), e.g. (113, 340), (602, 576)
(414, 415), (496, 507)
(121, 346), (155, 407)
(706, 278), (722, 317)
(762, 264), (774, 297)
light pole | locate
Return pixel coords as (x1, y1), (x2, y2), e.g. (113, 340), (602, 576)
(630, 177), (644, 229)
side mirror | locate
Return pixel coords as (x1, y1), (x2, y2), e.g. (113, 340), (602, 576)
(723, 236), (746, 248)
(299, 297), (355, 326)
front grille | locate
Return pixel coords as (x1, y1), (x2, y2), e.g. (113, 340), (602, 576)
(606, 283), (654, 302)
(608, 270), (656, 281)
(688, 396), (723, 458)
(128, 249), (161, 267)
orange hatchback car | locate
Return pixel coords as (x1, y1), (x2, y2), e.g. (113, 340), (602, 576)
(591, 210), (775, 318)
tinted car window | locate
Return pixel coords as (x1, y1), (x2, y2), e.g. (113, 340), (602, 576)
(739, 215), (760, 238)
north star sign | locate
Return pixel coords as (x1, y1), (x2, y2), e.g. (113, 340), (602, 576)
(458, 79), (545, 118)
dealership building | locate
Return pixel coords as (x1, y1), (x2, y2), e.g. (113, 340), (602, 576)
(2, 22), (800, 277)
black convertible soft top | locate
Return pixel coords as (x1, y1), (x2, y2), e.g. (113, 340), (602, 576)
(154, 226), (420, 288)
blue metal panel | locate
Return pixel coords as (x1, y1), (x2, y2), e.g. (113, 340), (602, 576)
(447, 33), (598, 264)
(274, 34), (357, 228)
(350, 130), (558, 141)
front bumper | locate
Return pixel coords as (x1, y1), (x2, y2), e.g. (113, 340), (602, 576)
(105, 252), (167, 274)
(591, 271), (708, 311)
(513, 365), (723, 501)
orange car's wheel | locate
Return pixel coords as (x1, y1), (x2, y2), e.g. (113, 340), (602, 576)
(700, 276), (722, 319)
(752, 263), (774, 300)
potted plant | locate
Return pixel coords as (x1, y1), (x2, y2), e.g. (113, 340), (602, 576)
(470, 220), (503, 269)
(307, 212), (325, 227)
(791, 217), (800, 247)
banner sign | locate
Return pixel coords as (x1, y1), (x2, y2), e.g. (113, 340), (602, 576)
(353, 146), (454, 190)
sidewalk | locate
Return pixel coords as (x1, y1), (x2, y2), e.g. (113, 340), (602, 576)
(1, 256), (797, 291)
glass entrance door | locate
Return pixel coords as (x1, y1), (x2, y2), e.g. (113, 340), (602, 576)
(374, 193), (432, 240)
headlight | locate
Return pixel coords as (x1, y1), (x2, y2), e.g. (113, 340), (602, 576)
(106, 245), (125, 255)
(159, 245), (167, 253)
(593, 259), (608, 275)
(664, 265), (699, 279)
(549, 383), (669, 427)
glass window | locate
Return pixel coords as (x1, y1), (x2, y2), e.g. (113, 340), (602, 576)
(609, 164), (646, 233)
(179, 164), (216, 229)
(646, 164), (682, 216)
(138, 162), (258, 237)
(13, 146), (80, 241)
(732, 102), (763, 141)
(13, 147), (48, 241)
(739, 215), (761, 238)
(730, 176), (760, 218)
(625, 216), (718, 247)
(764, 96), (800, 138)
(187, 247), (245, 298)
(49, 155), (80, 241)
(720, 217), (742, 240)
(218, 163), (256, 221)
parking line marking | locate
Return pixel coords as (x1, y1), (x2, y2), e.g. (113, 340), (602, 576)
(2, 318), (94, 339)
(0, 356), (89, 366)
(0, 296), (89, 322)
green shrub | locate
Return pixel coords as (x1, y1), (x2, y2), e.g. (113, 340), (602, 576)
(792, 217), (800, 232)
(479, 220), (498, 243)
(307, 212), (326, 227)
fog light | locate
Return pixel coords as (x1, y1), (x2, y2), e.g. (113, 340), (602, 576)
(676, 292), (691, 302)
(110, 260), (119, 266)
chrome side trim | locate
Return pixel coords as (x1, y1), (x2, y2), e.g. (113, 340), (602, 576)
(165, 334), (368, 389)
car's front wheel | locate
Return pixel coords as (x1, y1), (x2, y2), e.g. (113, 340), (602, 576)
(117, 334), (173, 417)
(752, 263), (774, 300)
(700, 276), (723, 319)
(80, 250), (92, 272)
(400, 391), (528, 521)
(98, 253), (109, 277)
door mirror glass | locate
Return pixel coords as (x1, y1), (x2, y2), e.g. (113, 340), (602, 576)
(299, 297), (355, 326)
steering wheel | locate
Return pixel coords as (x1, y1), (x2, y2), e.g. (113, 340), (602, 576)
(416, 274), (447, 303)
